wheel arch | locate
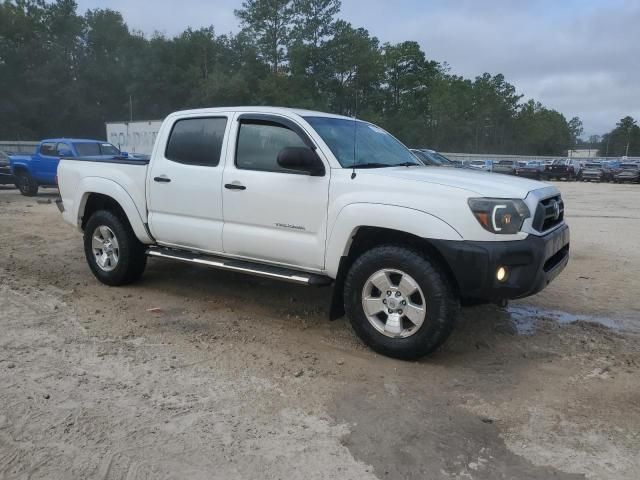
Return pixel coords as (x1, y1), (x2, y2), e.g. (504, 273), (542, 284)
(75, 178), (153, 244)
(326, 203), (462, 277)
(328, 224), (463, 321)
(11, 163), (29, 174)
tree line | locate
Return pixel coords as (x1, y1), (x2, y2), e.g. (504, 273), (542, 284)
(0, 0), (633, 156)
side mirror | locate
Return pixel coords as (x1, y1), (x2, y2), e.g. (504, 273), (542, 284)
(57, 149), (72, 157)
(277, 146), (325, 176)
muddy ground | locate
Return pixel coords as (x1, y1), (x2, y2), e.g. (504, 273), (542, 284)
(0, 181), (639, 479)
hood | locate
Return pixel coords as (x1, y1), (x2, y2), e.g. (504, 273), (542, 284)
(362, 166), (549, 198)
(8, 154), (32, 164)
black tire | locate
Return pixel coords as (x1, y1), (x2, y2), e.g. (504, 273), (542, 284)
(344, 245), (458, 360)
(15, 171), (38, 196)
(83, 209), (147, 286)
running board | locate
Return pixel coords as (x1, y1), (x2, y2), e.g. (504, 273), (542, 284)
(146, 247), (332, 286)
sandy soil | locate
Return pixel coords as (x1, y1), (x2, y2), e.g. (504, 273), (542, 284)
(0, 181), (639, 479)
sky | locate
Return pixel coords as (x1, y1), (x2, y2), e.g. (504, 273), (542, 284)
(73, 0), (640, 137)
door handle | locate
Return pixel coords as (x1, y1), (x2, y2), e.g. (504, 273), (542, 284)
(154, 176), (171, 183)
(225, 183), (246, 190)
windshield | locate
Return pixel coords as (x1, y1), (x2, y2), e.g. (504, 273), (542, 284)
(74, 142), (120, 156)
(304, 116), (420, 168)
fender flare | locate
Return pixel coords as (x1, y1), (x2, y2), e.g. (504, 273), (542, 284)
(9, 161), (30, 174)
(325, 203), (463, 277)
(74, 177), (153, 244)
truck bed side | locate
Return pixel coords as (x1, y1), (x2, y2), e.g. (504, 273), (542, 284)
(57, 157), (153, 243)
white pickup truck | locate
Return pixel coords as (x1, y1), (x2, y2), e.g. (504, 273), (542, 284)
(57, 107), (570, 359)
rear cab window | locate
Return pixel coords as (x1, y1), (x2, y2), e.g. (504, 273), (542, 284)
(74, 142), (120, 156)
(165, 117), (228, 166)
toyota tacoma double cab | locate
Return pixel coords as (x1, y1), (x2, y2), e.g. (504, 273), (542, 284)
(56, 107), (570, 359)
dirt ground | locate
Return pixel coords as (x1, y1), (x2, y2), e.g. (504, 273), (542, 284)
(1, 181), (639, 479)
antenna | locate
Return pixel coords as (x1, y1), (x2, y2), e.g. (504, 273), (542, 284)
(351, 76), (358, 180)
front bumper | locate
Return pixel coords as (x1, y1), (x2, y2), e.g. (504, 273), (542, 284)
(582, 172), (603, 180)
(516, 170), (542, 178)
(432, 224), (570, 301)
(614, 174), (639, 182)
(0, 167), (14, 185)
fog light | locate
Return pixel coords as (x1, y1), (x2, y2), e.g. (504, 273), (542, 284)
(496, 266), (508, 282)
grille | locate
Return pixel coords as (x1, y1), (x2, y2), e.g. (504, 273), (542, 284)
(532, 195), (564, 232)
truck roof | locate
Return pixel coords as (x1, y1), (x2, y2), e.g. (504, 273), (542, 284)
(167, 106), (354, 121)
(42, 138), (108, 143)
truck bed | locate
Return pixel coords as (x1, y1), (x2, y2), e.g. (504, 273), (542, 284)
(61, 155), (150, 165)
(57, 156), (150, 231)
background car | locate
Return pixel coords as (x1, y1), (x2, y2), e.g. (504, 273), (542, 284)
(492, 159), (518, 175)
(601, 159), (621, 181)
(581, 162), (605, 182)
(411, 149), (438, 166)
(613, 162), (640, 183)
(411, 149), (460, 167)
(543, 158), (581, 181)
(0, 150), (16, 186)
(515, 160), (545, 179)
(465, 159), (493, 172)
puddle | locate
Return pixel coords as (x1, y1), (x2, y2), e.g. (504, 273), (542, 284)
(506, 304), (640, 336)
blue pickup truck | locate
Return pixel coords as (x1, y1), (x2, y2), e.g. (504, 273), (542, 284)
(9, 139), (122, 196)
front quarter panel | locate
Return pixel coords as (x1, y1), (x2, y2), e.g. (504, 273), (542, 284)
(325, 201), (463, 277)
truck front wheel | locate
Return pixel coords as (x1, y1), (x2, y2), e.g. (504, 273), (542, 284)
(15, 171), (38, 196)
(83, 210), (147, 286)
(344, 245), (458, 360)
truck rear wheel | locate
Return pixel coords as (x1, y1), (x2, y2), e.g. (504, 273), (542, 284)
(83, 210), (147, 286)
(15, 171), (38, 196)
(344, 245), (458, 360)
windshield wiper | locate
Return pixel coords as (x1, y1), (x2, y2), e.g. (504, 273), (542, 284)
(353, 162), (391, 169)
(354, 162), (419, 169)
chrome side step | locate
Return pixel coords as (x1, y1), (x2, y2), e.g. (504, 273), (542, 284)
(146, 247), (332, 286)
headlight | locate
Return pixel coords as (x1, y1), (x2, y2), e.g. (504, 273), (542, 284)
(468, 198), (530, 234)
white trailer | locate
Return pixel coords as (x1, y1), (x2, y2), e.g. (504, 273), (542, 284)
(106, 120), (163, 155)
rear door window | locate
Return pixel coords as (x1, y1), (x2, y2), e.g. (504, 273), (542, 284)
(56, 143), (72, 156)
(165, 117), (227, 166)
